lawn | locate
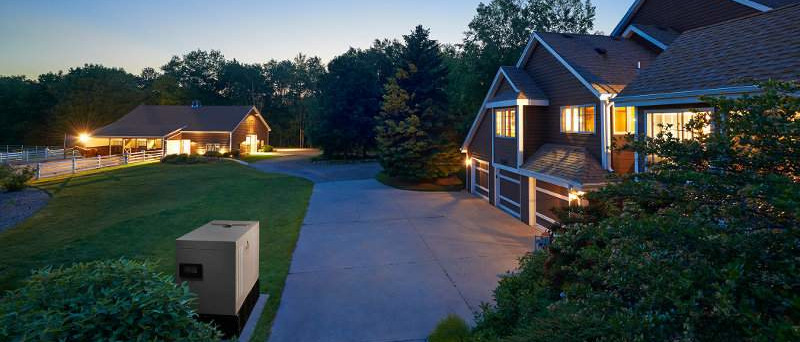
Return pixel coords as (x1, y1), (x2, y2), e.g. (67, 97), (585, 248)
(0, 161), (312, 341)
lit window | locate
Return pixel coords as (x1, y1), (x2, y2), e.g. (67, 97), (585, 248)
(205, 144), (222, 152)
(494, 108), (516, 138)
(613, 106), (636, 134)
(646, 111), (710, 141)
(561, 105), (595, 133)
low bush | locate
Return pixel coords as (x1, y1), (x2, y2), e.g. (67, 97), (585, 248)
(0, 165), (34, 192)
(222, 149), (241, 159)
(429, 315), (471, 342)
(161, 154), (208, 164)
(203, 150), (222, 158)
(259, 145), (274, 152)
(0, 258), (221, 341)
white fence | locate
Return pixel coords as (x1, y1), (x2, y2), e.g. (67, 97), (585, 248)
(36, 150), (163, 180)
(0, 147), (77, 164)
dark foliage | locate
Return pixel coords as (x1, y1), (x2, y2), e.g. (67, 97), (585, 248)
(0, 259), (221, 341)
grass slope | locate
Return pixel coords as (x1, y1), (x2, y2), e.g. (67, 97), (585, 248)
(0, 161), (312, 341)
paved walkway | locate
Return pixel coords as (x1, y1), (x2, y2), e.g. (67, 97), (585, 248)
(255, 150), (535, 342)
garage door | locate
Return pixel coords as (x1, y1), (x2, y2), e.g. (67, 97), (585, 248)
(472, 159), (490, 200)
(534, 180), (569, 230)
(496, 169), (521, 218)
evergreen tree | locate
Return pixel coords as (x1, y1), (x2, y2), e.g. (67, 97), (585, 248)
(376, 25), (461, 180)
(376, 75), (430, 179)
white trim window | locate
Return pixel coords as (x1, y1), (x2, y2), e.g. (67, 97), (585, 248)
(613, 106), (637, 134)
(561, 105), (596, 133)
(646, 110), (710, 141)
(494, 107), (516, 138)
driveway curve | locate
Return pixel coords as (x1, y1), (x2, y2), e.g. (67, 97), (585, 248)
(254, 149), (535, 342)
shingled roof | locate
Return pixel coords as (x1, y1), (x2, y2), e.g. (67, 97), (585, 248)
(630, 24), (681, 46)
(618, 3), (800, 99)
(534, 32), (660, 94)
(92, 105), (258, 137)
(521, 144), (608, 188)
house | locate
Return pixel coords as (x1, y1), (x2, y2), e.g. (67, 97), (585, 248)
(615, 3), (800, 172)
(77, 103), (271, 156)
(461, 0), (800, 230)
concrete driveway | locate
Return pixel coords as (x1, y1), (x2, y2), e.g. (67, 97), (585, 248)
(258, 150), (535, 342)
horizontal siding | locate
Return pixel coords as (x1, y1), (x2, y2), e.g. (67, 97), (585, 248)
(523, 46), (603, 161)
(181, 132), (230, 154)
(493, 138), (517, 166)
(468, 109), (492, 160)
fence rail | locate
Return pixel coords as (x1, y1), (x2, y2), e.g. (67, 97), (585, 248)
(0, 147), (77, 164)
(36, 150), (163, 179)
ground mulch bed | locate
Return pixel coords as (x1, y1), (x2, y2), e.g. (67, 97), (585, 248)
(0, 188), (49, 233)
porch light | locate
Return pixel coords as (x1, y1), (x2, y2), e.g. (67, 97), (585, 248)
(78, 133), (90, 143)
(465, 157), (472, 167)
(568, 190), (585, 203)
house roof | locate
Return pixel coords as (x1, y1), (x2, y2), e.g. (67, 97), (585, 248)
(617, 3), (800, 100)
(610, 0), (788, 37)
(521, 144), (608, 187)
(525, 32), (660, 94)
(92, 105), (259, 137)
(499, 66), (547, 100)
(628, 24), (681, 47)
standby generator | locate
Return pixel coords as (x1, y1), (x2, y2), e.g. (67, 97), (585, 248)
(176, 220), (260, 337)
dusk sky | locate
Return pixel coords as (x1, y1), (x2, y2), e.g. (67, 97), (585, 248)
(0, 0), (635, 78)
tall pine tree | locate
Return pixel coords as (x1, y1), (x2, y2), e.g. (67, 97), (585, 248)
(376, 25), (461, 180)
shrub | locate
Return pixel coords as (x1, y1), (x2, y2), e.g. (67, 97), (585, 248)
(0, 165), (34, 192)
(0, 259), (221, 341)
(203, 150), (222, 158)
(222, 149), (241, 159)
(429, 315), (471, 342)
(259, 145), (274, 152)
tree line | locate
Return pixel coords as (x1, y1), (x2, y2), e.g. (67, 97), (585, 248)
(0, 0), (596, 179)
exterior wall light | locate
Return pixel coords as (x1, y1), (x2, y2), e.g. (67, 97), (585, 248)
(78, 133), (91, 144)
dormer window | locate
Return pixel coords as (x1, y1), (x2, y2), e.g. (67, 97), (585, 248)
(494, 108), (516, 138)
(560, 105), (595, 134)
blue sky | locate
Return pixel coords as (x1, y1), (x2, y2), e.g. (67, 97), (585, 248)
(0, 0), (634, 78)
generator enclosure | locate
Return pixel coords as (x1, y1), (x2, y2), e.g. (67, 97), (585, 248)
(176, 220), (260, 336)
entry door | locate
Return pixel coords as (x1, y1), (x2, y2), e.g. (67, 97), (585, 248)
(246, 135), (258, 153)
(166, 140), (181, 155)
(181, 140), (191, 154)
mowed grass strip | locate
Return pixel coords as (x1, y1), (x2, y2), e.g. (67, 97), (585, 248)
(0, 161), (312, 340)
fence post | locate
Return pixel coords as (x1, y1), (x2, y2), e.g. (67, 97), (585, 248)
(36, 163), (41, 180)
(24, 150), (28, 162)
(72, 157), (76, 174)
(124, 152), (128, 165)
(97, 154), (101, 168)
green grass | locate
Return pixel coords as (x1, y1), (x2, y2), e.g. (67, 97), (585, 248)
(0, 161), (313, 341)
(240, 154), (281, 163)
(375, 172), (464, 192)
